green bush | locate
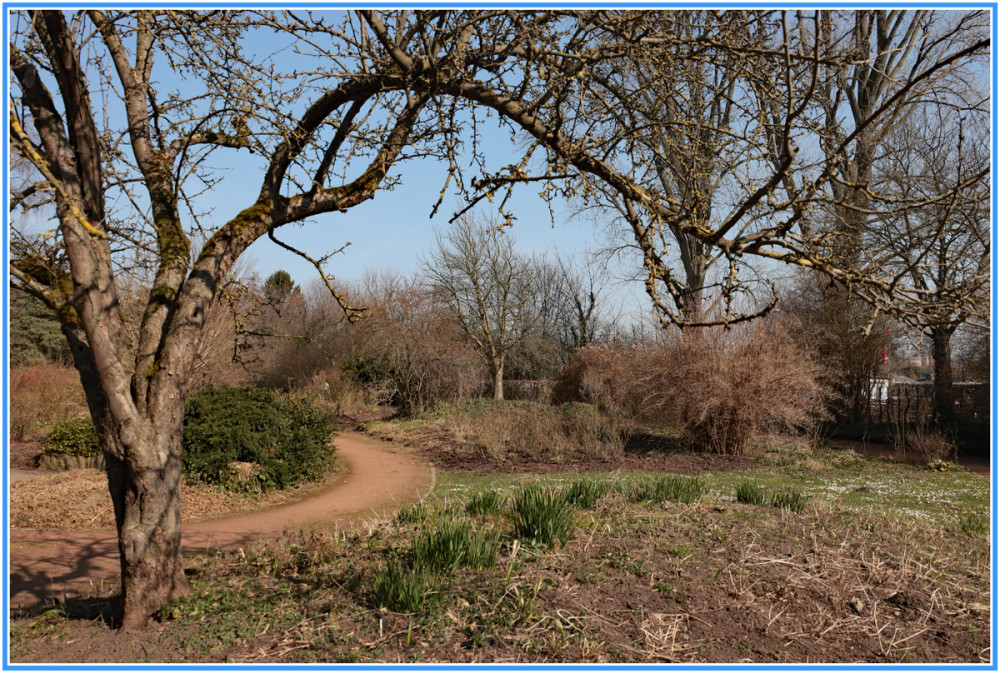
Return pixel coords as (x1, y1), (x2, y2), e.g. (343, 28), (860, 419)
(512, 483), (576, 549)
(182, 386), (335, 493)
(43, 417), (101, 458)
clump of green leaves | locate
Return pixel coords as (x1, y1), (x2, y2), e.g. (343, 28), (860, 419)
(43, 417), (100, 458)
(466, 490), (506, 517)
(770, 488), (810, 514)
(412, 521), (474, 572)
(627, 474), (706, 504)
(512, 483), (576, 549)
(397, 503), (429, 524)
(735, 480), (766, 506)
(564, 478), (612, 509)
(370, 560), (438, 613)
(182, 386), (335, 493)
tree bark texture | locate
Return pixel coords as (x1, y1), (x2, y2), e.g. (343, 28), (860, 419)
(492, 362), (505, 401)
(930, 327), (956, 427)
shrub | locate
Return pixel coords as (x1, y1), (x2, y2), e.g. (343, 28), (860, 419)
(452, 400), (629, 465)
(370, 560), (438, 613)
(43, 417), (101, 458)
(182, 386), (335, 493)
(552, 343), (644, 414)
(512, 483), (576, 549)
(346, 272), (487, 414)
(735, 480), (766, 506)
(894, 424), (955, 464)
(10, 364), (87, 441)
(645, 321), (829, 455)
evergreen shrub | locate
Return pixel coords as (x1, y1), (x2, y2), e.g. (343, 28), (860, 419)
(182, 385), (335, 493)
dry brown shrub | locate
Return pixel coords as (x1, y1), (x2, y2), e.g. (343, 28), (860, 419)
(453, 401), (628, 464)
(894, 424), (956, 463)
(10, 363), (87, 441)
(349, 273), (487, 413)
(552, 342), (645, 415)
(644, 320), (829, 455)
(302, 367), (377, 417)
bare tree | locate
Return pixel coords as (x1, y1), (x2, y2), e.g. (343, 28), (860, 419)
(8, 9), (988, 625)
(9, 10), (438, 625)
(423, 216), (540, 400)
(870, 107), (990, 425)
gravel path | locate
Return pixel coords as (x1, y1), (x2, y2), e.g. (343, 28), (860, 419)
(8, 432), (434, 610)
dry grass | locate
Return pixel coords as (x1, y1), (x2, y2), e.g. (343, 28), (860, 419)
(450, 401), (629, 464)
(10, 363), (87, 441)
(9, 469), (332, 530)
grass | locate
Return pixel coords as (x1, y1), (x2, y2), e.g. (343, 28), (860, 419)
(512, 483), (577, 549)
(735, 480), (766, 505)
(371, 560), (439, 613)
(9, 436), (991, 665)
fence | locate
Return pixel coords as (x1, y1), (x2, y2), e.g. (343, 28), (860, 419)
(867, 382), (988, 425)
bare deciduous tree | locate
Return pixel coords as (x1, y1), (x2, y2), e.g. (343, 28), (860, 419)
(870, 108), (990, 425)
(9, 9), (988, 626)
(424, 216), (540, 400)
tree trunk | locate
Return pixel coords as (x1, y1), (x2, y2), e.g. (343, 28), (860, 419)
(930, 326), (955, 427)
(107, 416), (189, 628)
(492, 361), (504, 400)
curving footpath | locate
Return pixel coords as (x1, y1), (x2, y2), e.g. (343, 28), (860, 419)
(8, 432), (434, 610)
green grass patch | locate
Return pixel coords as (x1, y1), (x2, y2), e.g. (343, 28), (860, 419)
(769, 488), (810, 513)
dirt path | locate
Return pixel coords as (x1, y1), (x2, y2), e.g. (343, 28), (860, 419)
(8, 432), (434, 610)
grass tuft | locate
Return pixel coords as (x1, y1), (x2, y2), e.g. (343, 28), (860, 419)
(564, 478), (612, 509)
(958, 511), (989, 537)
(735, 480), (766, 506)
(627, 474), (706, 504)
(769, 488), (809, 513)
(396, 502), (429, 525)
(370, 559), (438, 613)
(512, 483), (576, 549)
(465, 490), (506, 517)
